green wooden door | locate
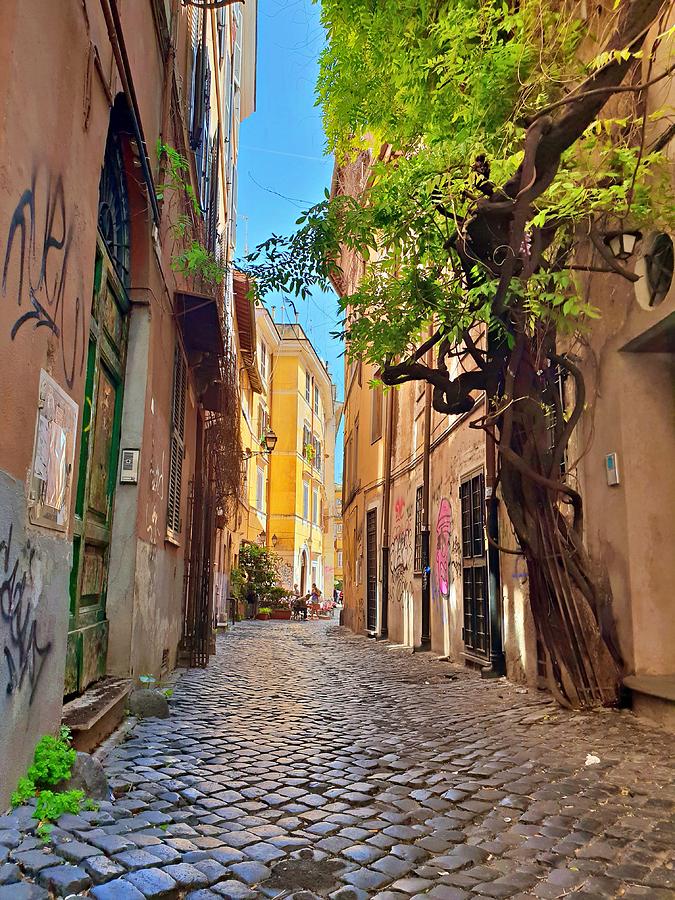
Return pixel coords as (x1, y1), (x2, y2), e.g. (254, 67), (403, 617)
(65, 241), (129, 696)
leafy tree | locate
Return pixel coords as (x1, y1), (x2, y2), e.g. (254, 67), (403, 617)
(231, 543), (287, 608)
(245, 0), (675, 707)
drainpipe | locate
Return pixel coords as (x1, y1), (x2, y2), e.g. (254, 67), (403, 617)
(378, 387), (395, 640)
(482, 361), (506, 678)
(418, 358), (432, 651)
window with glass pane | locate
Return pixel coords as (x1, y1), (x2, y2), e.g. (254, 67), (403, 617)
(460, 471), (488, 657)
(256, 467), (264, 511)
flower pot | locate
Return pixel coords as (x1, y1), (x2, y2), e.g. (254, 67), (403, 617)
(270, 609), (292, 620)
(255, 613), (270, 620)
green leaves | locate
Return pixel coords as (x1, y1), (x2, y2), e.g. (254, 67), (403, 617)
(11, 726), (98, 841)
(248, 0), (670, 372)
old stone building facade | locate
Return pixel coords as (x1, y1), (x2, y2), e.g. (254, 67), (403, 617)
(337, 12), (675, 727)
(0, 0), (257, 804)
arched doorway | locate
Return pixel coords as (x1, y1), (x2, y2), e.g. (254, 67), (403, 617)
(65, 103), (132, 697)
(300, 549), (308, 596)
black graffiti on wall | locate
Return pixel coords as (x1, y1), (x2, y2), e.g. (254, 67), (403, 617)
(2, 171), (85, 388)
(0, 524), (53, 704)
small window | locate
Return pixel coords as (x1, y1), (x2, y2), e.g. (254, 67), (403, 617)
(414, 485), (424, 572)
(371, 384), (383, 442)
(312, 487), (319, 525)
(259, 341), (267, 380)
(303, 480), (310, 520)
(305, 370), (311, 403)
(256, 466), (264, 511)
(336, 523), (343, 534)
(302, 422), (311, 459)
(313, 383), (320, 415)
(337, 550), (343, 567)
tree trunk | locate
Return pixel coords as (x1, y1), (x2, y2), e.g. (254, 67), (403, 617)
(497, 344), (621, 708)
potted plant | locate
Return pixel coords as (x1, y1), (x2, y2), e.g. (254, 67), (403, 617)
(235, 543), (289, 620)
(269, 592), (293, 620)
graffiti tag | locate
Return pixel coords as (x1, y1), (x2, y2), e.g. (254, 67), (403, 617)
(2, 171), (85, 388)
(0, 524), (53, 703)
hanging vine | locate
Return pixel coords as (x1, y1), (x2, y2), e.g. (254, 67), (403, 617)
(245, 0), (675, 708)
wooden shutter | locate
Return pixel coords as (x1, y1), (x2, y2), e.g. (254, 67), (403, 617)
(166, 344), (187, 540)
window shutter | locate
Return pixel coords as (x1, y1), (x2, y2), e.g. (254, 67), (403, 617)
(166, 345), (187, 539)
(206, 132), (220, 254)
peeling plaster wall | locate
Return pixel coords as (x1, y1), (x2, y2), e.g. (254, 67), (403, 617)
(0, 472), (70, 808)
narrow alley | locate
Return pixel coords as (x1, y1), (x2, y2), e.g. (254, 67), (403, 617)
(2, 621), (673, 899)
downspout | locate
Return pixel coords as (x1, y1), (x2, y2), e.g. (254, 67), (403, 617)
(100, 0), (161, 226)
(379, 387), (394, 640)
(419, 341), (432, 651)
(483, 388), (506, 677)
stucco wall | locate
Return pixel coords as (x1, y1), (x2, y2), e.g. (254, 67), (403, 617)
(0, 471), (70, 808)
(576, 264), (675, 678)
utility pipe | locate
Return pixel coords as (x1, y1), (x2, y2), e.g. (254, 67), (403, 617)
(379, 386), (395, 640)
(419, 336), (432, 651)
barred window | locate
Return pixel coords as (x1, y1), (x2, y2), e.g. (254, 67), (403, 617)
(414, 485), (424, 572)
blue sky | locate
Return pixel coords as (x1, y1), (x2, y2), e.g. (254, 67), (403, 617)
(236, 0), (344, 478)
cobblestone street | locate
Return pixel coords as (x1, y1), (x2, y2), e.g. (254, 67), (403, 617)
(2, 621), (675, 899)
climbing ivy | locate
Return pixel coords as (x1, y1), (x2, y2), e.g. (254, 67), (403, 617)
(157, 140), (225, 285)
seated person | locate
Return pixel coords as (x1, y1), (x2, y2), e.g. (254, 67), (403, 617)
(292, 593), (308, 620)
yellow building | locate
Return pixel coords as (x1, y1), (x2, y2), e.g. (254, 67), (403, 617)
(333, 483), (344, 595)
(234, 306), (341, 597)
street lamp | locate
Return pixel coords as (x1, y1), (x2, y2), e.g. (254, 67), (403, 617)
(242, 429), (278, 459)
(605, 230), (641, 261)
(263, 428), (278, 454)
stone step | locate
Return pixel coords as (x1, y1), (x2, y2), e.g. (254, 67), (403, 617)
(624, 674), (675, 731)
(62, 677), (132, 753)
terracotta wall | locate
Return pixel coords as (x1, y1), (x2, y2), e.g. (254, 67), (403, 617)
(0, 0), (205, 805)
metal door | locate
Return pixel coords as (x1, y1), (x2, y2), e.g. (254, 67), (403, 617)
(65, 243), (128, 695)
(366, 509), (378, 632)
(460, 472), (489, 658)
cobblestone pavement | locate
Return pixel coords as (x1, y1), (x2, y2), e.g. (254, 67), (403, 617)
(2, 621), (674, 899)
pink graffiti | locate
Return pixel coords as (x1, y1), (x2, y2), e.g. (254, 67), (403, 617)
(435, 498), (451, 598)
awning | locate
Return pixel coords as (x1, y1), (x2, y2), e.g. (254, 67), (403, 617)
(174, 290), (225, 358)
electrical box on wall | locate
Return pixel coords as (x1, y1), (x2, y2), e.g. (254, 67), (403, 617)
(605, 452), (620, 486)
(120, 449), (140, 483)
